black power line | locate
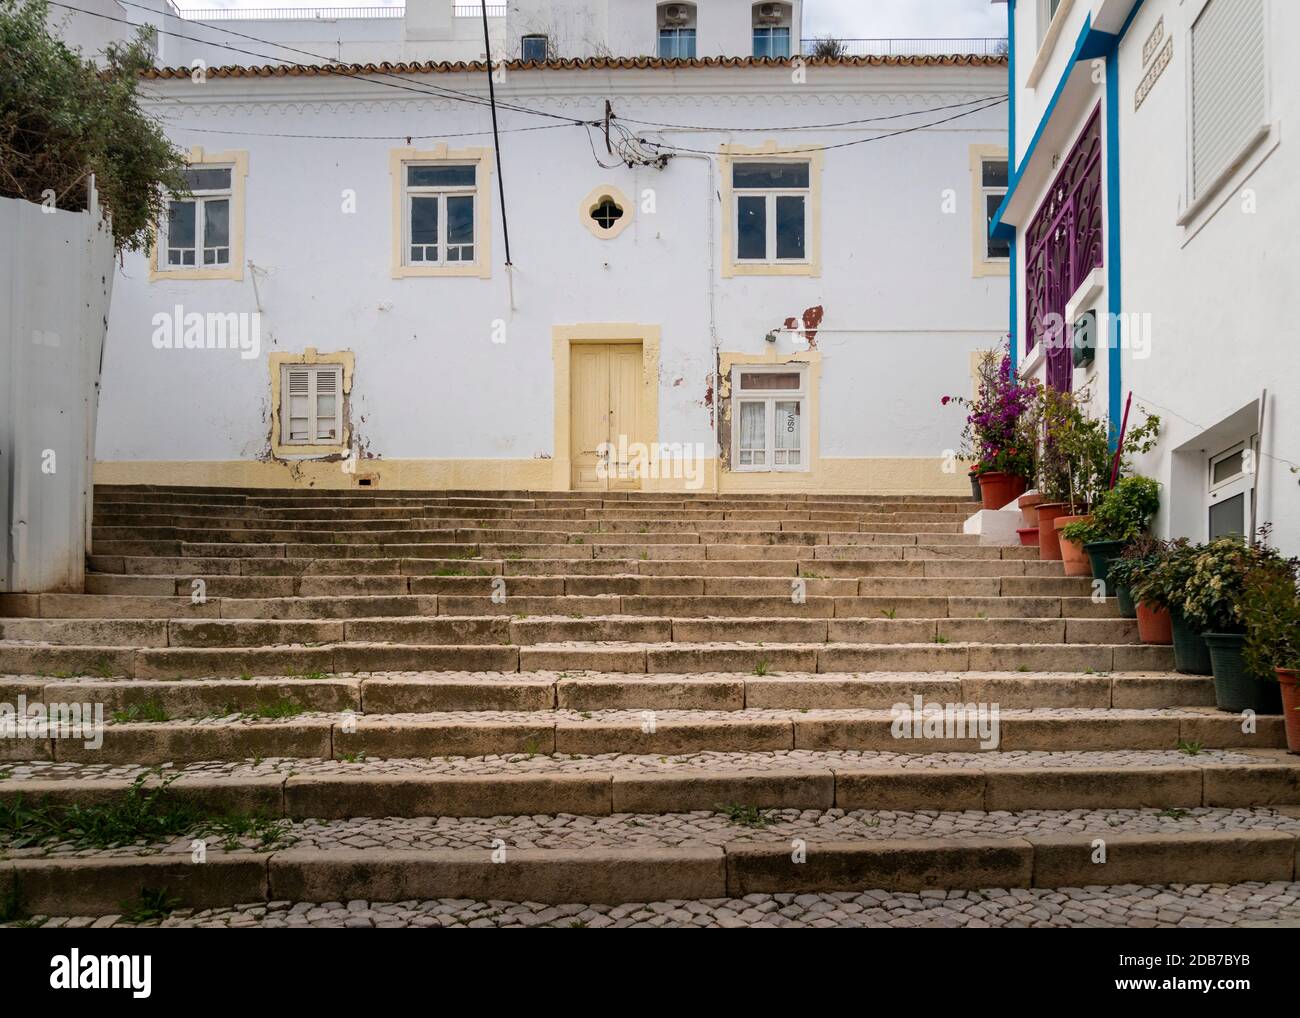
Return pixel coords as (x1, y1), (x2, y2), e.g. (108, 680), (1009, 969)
(479, 1), (511, 268)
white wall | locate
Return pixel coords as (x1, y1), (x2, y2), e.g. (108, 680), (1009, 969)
(1, 195), (115, 592)
(1117, 0), (1299, 555)
(95, 64), (1007, 486)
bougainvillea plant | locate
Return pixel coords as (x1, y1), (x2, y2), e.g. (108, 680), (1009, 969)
(942, 343), (1040, 481)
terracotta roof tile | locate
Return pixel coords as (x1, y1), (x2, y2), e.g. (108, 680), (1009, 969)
(141, 53), (1006, 79)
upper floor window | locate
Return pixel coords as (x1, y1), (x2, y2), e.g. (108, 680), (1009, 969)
(165, 166), (231, 268)
(403, 162), (477, 267)
(1038, 0), (1066, 44)
(152, 148), (247, 282)
(753, 3), (791, 57)
(657, 3), (696, 58)
(1188, 0), (1266, 203)
(521, 34), (548, 62)
(981, 158), (1010, 261)
(733, 160), (809, 264)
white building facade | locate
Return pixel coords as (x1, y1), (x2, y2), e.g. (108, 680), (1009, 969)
(991, 0), (1298, 553)
(93, 1), (1010, 494)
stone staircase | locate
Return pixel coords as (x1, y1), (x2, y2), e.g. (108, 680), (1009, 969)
(1, 484), (1297, 924)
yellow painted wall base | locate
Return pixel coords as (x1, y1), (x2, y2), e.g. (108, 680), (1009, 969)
(95, 458), (972, 495)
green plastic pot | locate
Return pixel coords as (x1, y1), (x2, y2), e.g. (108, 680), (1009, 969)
(1115, 583), (1137, 618)
(1203, 632), (1284, 714)
(1169, 607), (1213, 675)
(1083, 540), (1127, 598)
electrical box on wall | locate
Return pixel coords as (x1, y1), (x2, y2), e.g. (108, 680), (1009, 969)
(1073, 310), (1097, 369)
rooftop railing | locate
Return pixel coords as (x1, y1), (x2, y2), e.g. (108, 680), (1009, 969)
(821, 37), (1009, 58)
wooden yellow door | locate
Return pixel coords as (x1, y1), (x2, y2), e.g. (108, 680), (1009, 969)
(569, 343), (642, 491)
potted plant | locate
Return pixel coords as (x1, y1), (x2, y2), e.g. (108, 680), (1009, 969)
(1106, 533), (1166, 620)
(943, 345), (1040, 510)
(1185, 534), (1288, 714)
(1059, 476), (1161, 594)
(1127, 539), (1196, 648)
(1243, 555), (1300, 752)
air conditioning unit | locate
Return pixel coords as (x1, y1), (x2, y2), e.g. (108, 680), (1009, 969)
(756, 3), (785, 24)
(662, 4), (691, 25)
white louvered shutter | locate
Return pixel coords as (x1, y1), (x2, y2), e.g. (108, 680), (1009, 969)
(282, 364), (342, 445)
(1190, 0), (1266, 199)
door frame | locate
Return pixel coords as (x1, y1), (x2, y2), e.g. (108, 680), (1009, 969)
(551, 323), (660, 492)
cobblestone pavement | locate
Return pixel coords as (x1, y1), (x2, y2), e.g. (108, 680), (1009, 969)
(7, 806), (1299, 859)
(13, 882), (1300, 928)
(0, 747), (1260, 783)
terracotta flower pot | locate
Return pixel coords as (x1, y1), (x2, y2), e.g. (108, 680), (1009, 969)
(1278, 669), (1300, 754)
(1017, 492), (1047, 529)
(1136, 602), (1173, 644)
(1036, 502), (1070, 561)
(977, 471), (1027, 511)
(1054, 514), (1093, 577)
(1016, 527), (1039, 547)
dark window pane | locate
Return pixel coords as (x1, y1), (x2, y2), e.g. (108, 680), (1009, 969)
(182, 167), (231, 191)
(1208, 493), (1245, 539)
(775, 194), (805, 259)
(204, 199), (229, 247)
(982, 159), (1009, 188)
(407, 164), (476, 187)
(740, 372), (801, 390)
(737, 195), (766, 259)
(446, 195), (474, 244)
(986, 194), (1010, 258)
(410, 196), (439, 244)
(1212, 450), (1244, 484)
(168, 201), (195, 247)
(733, 161), (809, 189)
(521, 35), (548, 61)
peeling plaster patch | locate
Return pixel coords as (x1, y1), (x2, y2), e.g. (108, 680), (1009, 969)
(673, 377), (684, 387)
(801, 305), (824, 348)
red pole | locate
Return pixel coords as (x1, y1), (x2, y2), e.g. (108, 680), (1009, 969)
(1109, 391), (1133, 490)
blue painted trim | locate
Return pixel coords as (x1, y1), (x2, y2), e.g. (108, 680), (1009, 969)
(1105, 47), (1123, 449)
(990, 13), (1095, 240)
(1008, 0), (1018, 374)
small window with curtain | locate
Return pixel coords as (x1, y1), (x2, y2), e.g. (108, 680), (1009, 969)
(731, 366), (808, 472)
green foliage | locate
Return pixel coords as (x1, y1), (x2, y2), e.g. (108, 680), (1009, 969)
(0, 0), (188, 251)
(1182, 535), (1290, 634)
(119, 888), (181, 923)
(1106, 533), (1166, 590)
(1036, 387), (1160, 512)
(111, 701), (170, 724)
(1242, 557), (1300, 675)
(1127, 538), (1197, 611)
(1059, 476), (1161, 545)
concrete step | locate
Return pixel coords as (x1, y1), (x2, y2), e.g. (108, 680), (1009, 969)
(0, 670), (1215, 716)
(4, 820), (1297, 916)
(0, 706), (1281, 765)
(0, 615), (1144, 648)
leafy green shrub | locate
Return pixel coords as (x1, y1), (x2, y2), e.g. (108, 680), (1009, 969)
(1107, 533), (1166, 590)
(1182, 534), (1291, 634)
(1, 0), (188, 250)
(1036, 387), (1160, 512)
(1242, 557), (1300, 675)
(1059, 476), (1161, 545)
(1128, 538), (1197, 611)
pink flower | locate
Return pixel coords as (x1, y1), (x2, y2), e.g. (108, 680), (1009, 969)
(941, 396), (952, 405)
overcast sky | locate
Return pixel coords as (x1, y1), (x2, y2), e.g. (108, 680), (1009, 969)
(191, 1), (1009, 38)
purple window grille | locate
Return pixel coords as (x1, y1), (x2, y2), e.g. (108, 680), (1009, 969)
(1024, 106), (1103, 392)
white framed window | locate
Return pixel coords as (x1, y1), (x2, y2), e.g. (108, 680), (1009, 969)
(731, 366), (808, 471)
(165, 165), (232, 267)
(1186, 0), (1268, 205)
(1207, 439), (1254, 540)
(658, 3), (696, 57)
(521, 34), (548, 61)
(753, 3), (792, 57)
(403, 162), (477, 267)
(280, 363), (343, 446)
(979, 157), (1010, 261)
(732, 160), (810, 264)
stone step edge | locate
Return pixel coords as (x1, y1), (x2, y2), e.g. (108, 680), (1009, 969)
(6, 831), (1297, 916)
(4, 760), (1298, 818)
(3, 710), (1284, 765)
